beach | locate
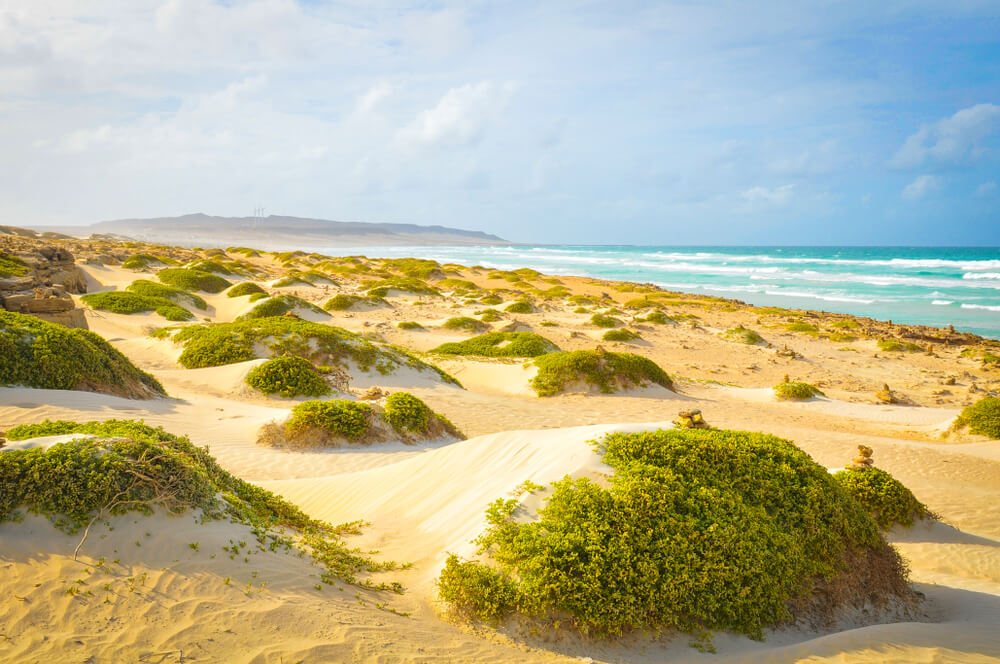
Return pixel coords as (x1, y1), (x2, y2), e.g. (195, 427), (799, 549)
(2, 239), (1000, 663)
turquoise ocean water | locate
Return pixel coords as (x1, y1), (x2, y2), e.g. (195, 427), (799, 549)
(320, 245), (1000, 340)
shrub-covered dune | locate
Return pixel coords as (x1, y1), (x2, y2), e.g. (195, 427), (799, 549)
(81, 291), (195, 321)
(0, 419), (396, 588)
(438, 428), (916, 640)
(432, 332), (559, 358)
(530, 349), (672, 396)
(952, 396), (1000, 439)
(153, 316), (460, 385)
(258, 392), (464, 448)
(0, 311), (165, 399)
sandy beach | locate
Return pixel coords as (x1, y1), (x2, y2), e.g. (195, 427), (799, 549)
(2, 244), (1000, 663)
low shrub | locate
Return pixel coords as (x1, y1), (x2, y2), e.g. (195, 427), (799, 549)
(159, 317), (459, 385)
(479, 294), (503, 306)
(0, 252), (29, 278)
(227, 282), (266, 298)
(786, 321), (819, 335)
(245, 356), (331, 398)
(439, 428), (908, 640)
(284, 400), (373, 442)
(126, 280), (207, 310)
(442, 316), (488, 333)
(952, 396), (1000, 439)
(641, 310), (672, 325)
(478, 309), (504, 322)
(590, 313), (622, 328)
(504, 301), (534, 314)
(121, 253), (162, 270)
(397, 321), (424, 330)
(323, 294), (386, 311)
(833, 466), (931, 529)
(877, 339), (924, 353)
(365, 277), (439, 298)
(722, 326), (764, 345)
(0, 312), (165, 398)
(81, 291), (194, 321)
(602, 328), (640, 342)
(432, 332), (560, 358)
(185, 259), (236, 275)
(830, 319), (860, 329)
(236, 294), (327, 321)
(157, 268), (231, 293)
(531, 350), (672, 396)
(383, 391), (462, 439)
(827, 332), (858, 342)
(773, 381), (824, 401)
(0, 419), (391, 587)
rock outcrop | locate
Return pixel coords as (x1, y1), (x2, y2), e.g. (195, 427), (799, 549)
(0, 242), (89, 329)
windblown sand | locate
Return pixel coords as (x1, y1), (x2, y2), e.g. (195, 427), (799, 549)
(2, 259), (999, 663)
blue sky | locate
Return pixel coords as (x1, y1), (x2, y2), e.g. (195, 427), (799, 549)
(0, 1), (998, 245)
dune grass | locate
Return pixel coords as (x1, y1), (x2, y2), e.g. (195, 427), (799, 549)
(953, 397), (1000, 439)
(531, 350), (671, 396)
(81, 291), (194, 321)
(157, 268), (231, 293)
(432, 332), (560, 358)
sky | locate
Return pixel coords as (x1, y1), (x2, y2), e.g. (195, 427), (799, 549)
(1, 1), (998, 245)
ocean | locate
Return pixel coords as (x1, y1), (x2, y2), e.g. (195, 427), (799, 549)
(319, 245), (1000, 340)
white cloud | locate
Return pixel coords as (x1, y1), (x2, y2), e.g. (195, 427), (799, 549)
(891, 103), (1000, 168)
(977, 181), (997, 197)
(901, 174), (942, 200)
(398, 81), (515, 148)
(356, 82), (393, 114)
(741, 184), (795, 206)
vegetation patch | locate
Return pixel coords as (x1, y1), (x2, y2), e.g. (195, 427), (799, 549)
(365, 277), (439, 298)
(236, 294), (327, 321)
(157, 268), (232, 293)
(773, 381), (824, 401)
(0, 312), (165, 399)
(786, 321), (819, 335)
(0, 419), (397, 588)
(397, 321), (424, 330)
(477, 309), (504, 322)
(834, 466), (931, 530)
(602, 328), (640, 342)
(504, 300), (534, 314)
(157, 316), (459, 385)
(531, 350), (672, 396)
(323, 294), (387, 311)
(432, 332), (559, 358)
(383, 392), (463, 439)
(121, 253), (164, 270)
(244, 356), (332, 398)
(479, 294), (503, 306)
(126, 280), (207, 310)
(640, 310), (672, 325)
(952, 397), (1000, 439)
(442, 316), (488, 333)
(721, 326), (765, 345)
(81, 291), (194, 321)
(439, 428), (911, 640)
(227, 282), (266, 298)
(590, 313), (623, 328)
(877, 339), (924, 353)
(0, 252), (29, 278)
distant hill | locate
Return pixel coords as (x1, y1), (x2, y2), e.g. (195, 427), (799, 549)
(34, 213), (509, 249)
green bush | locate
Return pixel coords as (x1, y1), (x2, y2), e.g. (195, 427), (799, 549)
(773, 381), (824, 401)
(365, 277), (439, 298)
(433, 332), (559, 358)
(121, 253), (162, 270)
(323, 294), (386, 311)
(285, 400), (373, 441)
(397, 321), (424, 330)
(531, 350), (672, 396)
(245, 357), (331, 398)
(827, 332), (858, 342)
(227, 282), (266, 298)
(185, 259), (236, 275)
(383, 392), (433, 433)
(157, 268), (231, 293)
(160, 317), (459, 385)
(833, 466), (930, 530)
(0, 252), (28, 278)
(602, 329), (640, 342)
(877, 339), (923, 353)
(722, 326), (764, 345)
(0, 419), (390, 587)
(272, 274), (312, 288)
(590, 313), (622, 328)
(126, 280), (207, 310)
(81, 291), (194, 321)
(953, 396), (1000, 439)
(830, 319), (860, 329)
(439, 428), (903, 640)
(236, 294), (327, 321)
(786, 321), (819, 334)
(0, 311), (165, 398)
(504, 301), (534, 314)
(479, 294), (503, 306)
(478, 309), (504, 322)
(641, 310), (672, 325)
(442, 316), (487, 333)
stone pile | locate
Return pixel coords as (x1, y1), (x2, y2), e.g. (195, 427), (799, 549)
(0, 243), (89, 328)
